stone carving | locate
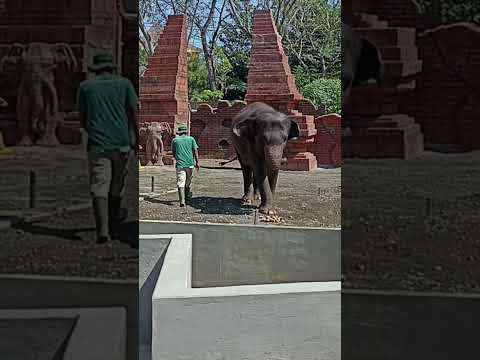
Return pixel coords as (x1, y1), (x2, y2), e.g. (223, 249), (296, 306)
(139, 122), (173, 165)
(1, 42), (77, 146)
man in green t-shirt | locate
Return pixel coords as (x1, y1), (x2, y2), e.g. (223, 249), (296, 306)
(77, 53), (138, 243)
(171, 124), (199, 207)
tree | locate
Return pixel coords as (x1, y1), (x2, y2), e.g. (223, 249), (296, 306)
(412, 0), (480, 24)
(139, 0), (230, 90)
(226, 0), (341, 78)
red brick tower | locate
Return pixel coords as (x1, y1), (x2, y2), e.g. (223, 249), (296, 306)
(245, 10), (317, 171)
(343, 2), (424, 159)
(140, 15), (188, 132)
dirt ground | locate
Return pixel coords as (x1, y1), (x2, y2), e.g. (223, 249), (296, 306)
(0, 147), (138, 279)
(342, 150), (480, 293)
(139, 159), (341, 228)
(3, 146), (479, 292)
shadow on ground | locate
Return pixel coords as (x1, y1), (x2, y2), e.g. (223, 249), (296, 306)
(12, 221), (94, 242)
(13, 220), (139, 249)
(188, 196), (256, 215)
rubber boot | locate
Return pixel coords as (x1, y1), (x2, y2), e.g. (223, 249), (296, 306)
(178, 187), (186, 207)
(109, 196), (128, 222)
(185, 187), (192, 199)
(93, 197), (110, 244)
(109, 196), (128, 240)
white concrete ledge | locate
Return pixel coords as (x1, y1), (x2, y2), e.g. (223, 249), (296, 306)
(143, 234), (340, 360)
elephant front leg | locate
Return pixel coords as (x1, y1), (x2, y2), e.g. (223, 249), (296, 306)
(16, 90), (34, 146)
(241, 165), (255, 204)
(267, 168), (279, 197)
(157, 138), (164, 166)
(255, 163), (276, 215)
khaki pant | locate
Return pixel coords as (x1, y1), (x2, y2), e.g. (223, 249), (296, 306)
(88, 150), (130, 198)
(176, 167), (193, 188)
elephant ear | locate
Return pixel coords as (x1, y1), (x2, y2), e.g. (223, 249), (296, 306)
(0, 43), (26, 70)
(355, 38), (383, 86)
(288, 120), (300, 140)
(232, 117), (256, 140)
(53, 43), (78, 71)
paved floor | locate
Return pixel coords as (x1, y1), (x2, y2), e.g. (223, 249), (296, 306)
(343, 291), (480, 360)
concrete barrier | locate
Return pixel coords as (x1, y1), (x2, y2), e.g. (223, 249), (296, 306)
(139, 237), (170, 358)
(0, 275), (137, 360)
(141, 228), (340, 360)
(140, 221), (341, 283)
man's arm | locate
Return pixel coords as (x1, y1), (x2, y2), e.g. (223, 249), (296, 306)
(127, 105), (139, 149)
(192, 138), (199, 169)
(125, 79), (139, 150)
(77, 85), (87, 129)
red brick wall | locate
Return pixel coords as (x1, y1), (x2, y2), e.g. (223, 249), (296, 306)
(415, 23), (480, 149)
(309, 114), (341, 167)
(380, 0), (435, 30)
(190, 101), (244, 159)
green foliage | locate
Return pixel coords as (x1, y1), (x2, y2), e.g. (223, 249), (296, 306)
(187, 50), (209, 101)
(294, 66), (314, 90)
(300, 78), (341, 114)
(139, 47), (149, 69)
(213, 47), (234, 95)
(191, 89), (224, 103)
(413, 0), (480, 24)
(281, 0), (341, 79)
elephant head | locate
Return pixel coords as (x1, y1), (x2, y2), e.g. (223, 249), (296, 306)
(0, 43), (77, 146)
(342, 23), (383, 107)
(232, 102), (299, 170)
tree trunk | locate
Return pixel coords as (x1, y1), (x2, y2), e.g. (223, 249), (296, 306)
(200, 32), (217, 91)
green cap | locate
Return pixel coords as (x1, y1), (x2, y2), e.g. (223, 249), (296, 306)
(88, 53), (116, 72)
(176, 123), (188, 134)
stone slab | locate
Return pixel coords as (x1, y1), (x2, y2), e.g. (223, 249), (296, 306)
(0, 307), (126, 360)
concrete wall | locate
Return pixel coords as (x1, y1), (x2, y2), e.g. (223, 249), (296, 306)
(139, 237), (170, 355)
(144, 232), (340, 360)
(140, 221), (341, 287)
(0, 275), (137, 360)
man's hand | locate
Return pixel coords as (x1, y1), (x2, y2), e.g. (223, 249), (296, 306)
(195, 163), (200, 172)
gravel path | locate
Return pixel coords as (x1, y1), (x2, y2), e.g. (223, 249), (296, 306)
(139, 159), (341, 228)
(342, 151), (480, 293)
(0, 147), (138, 279)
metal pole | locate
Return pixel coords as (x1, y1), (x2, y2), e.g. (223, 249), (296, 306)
(151, 176), (155, 193)
(29, 171), (36, 208)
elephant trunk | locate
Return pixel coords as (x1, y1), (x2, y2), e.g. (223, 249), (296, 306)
(264, 144), (285, 170)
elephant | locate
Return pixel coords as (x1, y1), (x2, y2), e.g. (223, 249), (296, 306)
(139, 122), (173, 165)
(342, 23), (383, 105)
(341, 23), (383, 141)
(0, 42), (77, 146)
(230, 102), (299, 215)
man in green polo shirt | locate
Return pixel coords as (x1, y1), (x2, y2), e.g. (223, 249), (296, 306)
(171, 124), (199, 207)
(77, 53), (138, 243)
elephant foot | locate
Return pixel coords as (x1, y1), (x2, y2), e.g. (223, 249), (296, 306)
(17, 136), (34, 146)
(241, 196), (253, 205)
(254, 193), (261, 200)
(259, 205), (277, 216)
